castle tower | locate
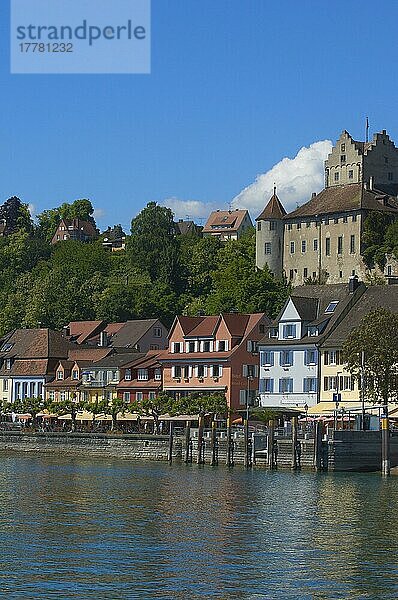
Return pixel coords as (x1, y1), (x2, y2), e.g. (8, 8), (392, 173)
(255, 187), (286, 275)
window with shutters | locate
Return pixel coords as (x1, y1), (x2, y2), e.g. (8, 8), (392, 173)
(283, 324), (296, 339)
(305, 349), (317, 365)
(125, 369), (132, 381)
(303, 378), (317, 393)
(212, 365), (221, 378)
(280, 351), (293, 367)
(197, 365), (205, 378)
(260, 378), (274, 393)
(123, 392), (131, 401)
(173, 366), (182, 379)
(279, 378), (293, 393)
(154, 368), (161, 381)
(261, 351), (274, 367)
(136, 392), (143, 402)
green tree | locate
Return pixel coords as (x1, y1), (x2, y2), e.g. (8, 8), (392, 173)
(343, 308), (398, 410)
(49, 394), (87, 432)
(362, 212), (391, 269)
(177, 392), (228, 419)
(36, 199), (96, 243)
(138, 393), (174, 433)
(128, 202), (180, 286)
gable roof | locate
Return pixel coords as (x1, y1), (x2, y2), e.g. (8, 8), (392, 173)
(256, 190), (287, 221)
(323, 285), (398, 347)
(203, 209), (251, 233)
(0, 329), (71, 360)
(285, 184), (398, 219)
(67, 321), (105, 344)
(109, 319), (163, 348)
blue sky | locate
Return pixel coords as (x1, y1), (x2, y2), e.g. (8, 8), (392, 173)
(1, 0), (398, 231)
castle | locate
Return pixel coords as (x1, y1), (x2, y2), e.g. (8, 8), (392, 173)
(256, 129), (398, 285)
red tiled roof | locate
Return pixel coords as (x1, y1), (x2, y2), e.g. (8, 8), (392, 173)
(221, 313), (250, 337)
(67, 347), (112, 361)
(68, 321), (104, 344)
(186, 316), (219, 338)
(203, 210), (250, 233)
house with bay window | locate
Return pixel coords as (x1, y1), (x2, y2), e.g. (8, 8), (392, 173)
(258, 280), (365, 410)
(159, 312), (270, 411)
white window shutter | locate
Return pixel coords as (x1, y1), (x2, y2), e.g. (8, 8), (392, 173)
(255, 365), (259, 377)
(239, 390), (246, 405)
(210, 341), (214, 352)
(171, 366), (176, 378)
(194, 366), (198, 377)
(209, 366), (213, 377)
(219, 366), (223, 377)
(215, 340), (219, 351)
(243, 364), (248, 377)
(225, 340), (229, 351)
(204, 366), (208, 377)
(188, 366), (193, 378)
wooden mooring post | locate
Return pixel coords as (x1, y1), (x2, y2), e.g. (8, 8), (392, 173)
(226, 416), (233, 467)
(184, 420), (191, 463)
(291, 416), (298, 470)
(196, 415), (204, 465)
(314, 421), (324, 471)
(267, 419), (275, 469)
(168, 422), (174, 463)
(210, 420), (218, 466)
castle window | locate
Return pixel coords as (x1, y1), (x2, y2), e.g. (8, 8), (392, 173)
(352, 215), (357, 222)
(348, 170), (354, 179)
(325, 238), (331, 256)
(343, 215), (348, 223)
(334, 217), (339, 224)
(313, 239), (318, 252)
(257, 222), (261, 231)
(290, 241), (295, 254)
(350, 235), (355, 254)
(304, 268), (308, 278)
(301, 240), (306, 253)
(341, 143), (345, 152)
(312, 272), (316, 279)
(297, 222), (301, 230)
(289, 270), (294, 280)
(337, 236), (343, 255)
(340, 155), (346, 163)
(339, 271), (343, 278)
(334, 172), (339, 182)
(287, 223), (292, 230)
(264, 242), (272, 255)
(388, 172), (394, 181)
(270, 221), (276, 231)
(388, 265), (392, 276)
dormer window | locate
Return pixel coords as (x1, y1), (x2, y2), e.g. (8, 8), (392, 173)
(72, 370), (79, 380)
(283, 324), (297, 339)
(57, 370), (63, 380)
(269, 328), (278, 338)
(308, 326), (318, 337)
(138, 369), (148, 381)
(5, 358), (11, 370)
(187, 342), (195, 353)
(219, 340), (226, 352)
(125, 369), (132, 381)
(0, 343), (13, 352)
(325, 301), (339, 314)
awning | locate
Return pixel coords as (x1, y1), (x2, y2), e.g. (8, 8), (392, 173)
(58, 411), (95, 421)
(307, 402), (393, 416)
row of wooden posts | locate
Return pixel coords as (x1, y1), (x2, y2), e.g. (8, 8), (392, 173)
(167, 415), (326, 471)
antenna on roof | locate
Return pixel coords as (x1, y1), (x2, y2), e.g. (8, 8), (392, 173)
(365, 116), (369, 143)
(273, 183), (277, 195)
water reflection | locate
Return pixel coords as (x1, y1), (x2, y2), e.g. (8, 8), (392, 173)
(0, 455), (396, 599)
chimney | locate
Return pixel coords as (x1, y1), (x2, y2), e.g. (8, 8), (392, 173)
(369, 176), (374, 190)
(312, 192), (316, 199)
(99, 331), (109, 347)
(62, 325), (70, 338)
(349, 275), (359, 293)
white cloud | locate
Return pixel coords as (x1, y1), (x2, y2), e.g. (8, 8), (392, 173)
(162, 197), (220, 220)
(232, 140), (333, 217)
(93, 207), (106, 220)
(28, 203), (36, 217)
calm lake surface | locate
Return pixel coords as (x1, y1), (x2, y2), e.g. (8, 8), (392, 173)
(0, 454), (397, 599)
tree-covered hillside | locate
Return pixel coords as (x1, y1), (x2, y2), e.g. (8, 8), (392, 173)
(0, 198), (290, 336)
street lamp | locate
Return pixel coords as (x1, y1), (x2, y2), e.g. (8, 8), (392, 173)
(304, 403), (308, 430)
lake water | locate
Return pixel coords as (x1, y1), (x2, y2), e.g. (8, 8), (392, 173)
(0, 454), (397, 599)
